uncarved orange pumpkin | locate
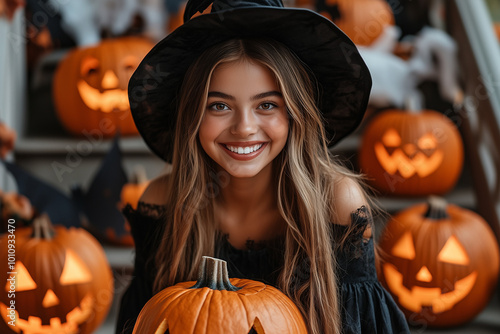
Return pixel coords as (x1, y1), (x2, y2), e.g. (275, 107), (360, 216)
(0, 215), (114, 334)
(377, 197), (500, 327)
(321, 0), (395, 45)
(0, 191), (34, 233)
(110, 166), (150, 247)
(53, 37), (154, 137)
(133, 256), (308, 334)
(120, 166), (150, 211)
(0, 122), (16, 158)
(359, 108), (464, 196)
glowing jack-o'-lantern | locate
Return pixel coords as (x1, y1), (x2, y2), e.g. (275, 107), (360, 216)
(318, 0), (395, 46)
(133, 256), (308, 334)
(359, 108), (464, 196)
(53, 37), (154, 137)
(377, 197), (500, 327)
(0, 215), (114, 334)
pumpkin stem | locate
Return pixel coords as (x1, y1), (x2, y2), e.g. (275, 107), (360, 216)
(189, 256), (241, 291)
(404, 93), (424, 114)
(32, 214), (55, 240)
(424, 196), (450, 220)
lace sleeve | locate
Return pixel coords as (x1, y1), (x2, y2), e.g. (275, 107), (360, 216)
(332, 205), (373, 259)
(116, 202), (166, 334)
(135, 201), (167, 219)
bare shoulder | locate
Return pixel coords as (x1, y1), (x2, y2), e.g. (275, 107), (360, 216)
(139, 173), (171, 205)
(331, 176), (369, 226)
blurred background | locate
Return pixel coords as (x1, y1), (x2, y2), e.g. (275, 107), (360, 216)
(1, 0), (500, 333)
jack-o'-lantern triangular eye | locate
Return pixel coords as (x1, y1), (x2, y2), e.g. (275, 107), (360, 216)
(417, 133), (438, 150)
(438, 235), (469, 265)
(5, 261), (37, 291)
(59, 249), (92, 285)
(80, 56), (100, 76)
(156, 319), (168, 334)
(122, 55), (139, 71)
(391, 231), (416, 260)
(382, 128), (401, 147)
(248, 317), (265, 334)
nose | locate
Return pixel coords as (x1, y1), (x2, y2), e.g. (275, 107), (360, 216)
(101, 70), (119, 89)
(416, 266), (433, 282)
(42, 289), (60, 308)
(230, 109), (258, 138)
(403, 143), (417, 157)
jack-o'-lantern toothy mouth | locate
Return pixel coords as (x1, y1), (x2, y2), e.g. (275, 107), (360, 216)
(77, 80), (129, 113)
(0, 293), (94, 333)
(383, 263), (477, 314)
(373, 129), (444, 178)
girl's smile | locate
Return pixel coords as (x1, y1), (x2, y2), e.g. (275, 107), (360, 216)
(220, 142), (267, 161)
(198, 58), (289, 178)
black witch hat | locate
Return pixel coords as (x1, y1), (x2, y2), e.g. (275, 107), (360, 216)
(128, 0), (372, 162)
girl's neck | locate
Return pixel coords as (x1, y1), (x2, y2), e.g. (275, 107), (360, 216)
(217, 163), (277, 217)
(215, 163), (286, 246)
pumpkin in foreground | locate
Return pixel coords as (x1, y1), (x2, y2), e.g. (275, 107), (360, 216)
(133, 256), (307, 334)
(377, 197), (500, 327)
(0, 215), (114, 333)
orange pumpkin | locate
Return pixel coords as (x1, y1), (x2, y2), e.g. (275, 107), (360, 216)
(377, 197), (500, 327)
(0, 191), (34, 233)
(359, 108), (464, 196)
(321, 0), (395, 45)
(0, 215), (114, 334)
(0, 122), (16, 158)
(120, 166), (150, 210)
(53, 37), (154, 137)
(107, 167), (150, 247)
(133, 256), (308, 333)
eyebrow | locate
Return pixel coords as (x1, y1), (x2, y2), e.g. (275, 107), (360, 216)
(207, 91), (283, 101)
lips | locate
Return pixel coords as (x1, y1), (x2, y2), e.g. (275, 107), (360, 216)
(220, 142), (267, 161)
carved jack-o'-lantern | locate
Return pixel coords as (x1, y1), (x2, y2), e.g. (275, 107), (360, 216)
(359, 108), (464, 196)
(318, 0), (395, 45)
(53, 37), (154, 137)
(377, 197), (500, 327)
(133, 256), (308, 334)
(0, 215), (114, 334)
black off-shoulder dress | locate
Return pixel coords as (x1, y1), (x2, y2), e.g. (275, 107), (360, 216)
(115, 203), (410, 334)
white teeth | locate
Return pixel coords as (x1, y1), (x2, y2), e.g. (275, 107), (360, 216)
(225, 144), (263, 154)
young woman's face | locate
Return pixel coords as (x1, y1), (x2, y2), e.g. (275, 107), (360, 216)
(198, 58), (289, 179)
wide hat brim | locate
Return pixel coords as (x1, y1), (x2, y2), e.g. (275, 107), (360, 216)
(128, 6), (372, 162)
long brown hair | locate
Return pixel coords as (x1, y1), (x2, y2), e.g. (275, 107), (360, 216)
(153, 38), (367, 334)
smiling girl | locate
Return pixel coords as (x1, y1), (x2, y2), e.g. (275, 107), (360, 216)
(116, 1), (411, 333)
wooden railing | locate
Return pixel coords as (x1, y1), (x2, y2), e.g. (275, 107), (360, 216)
(0, 10), (26, 191)
(447, 0), (500, 241)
